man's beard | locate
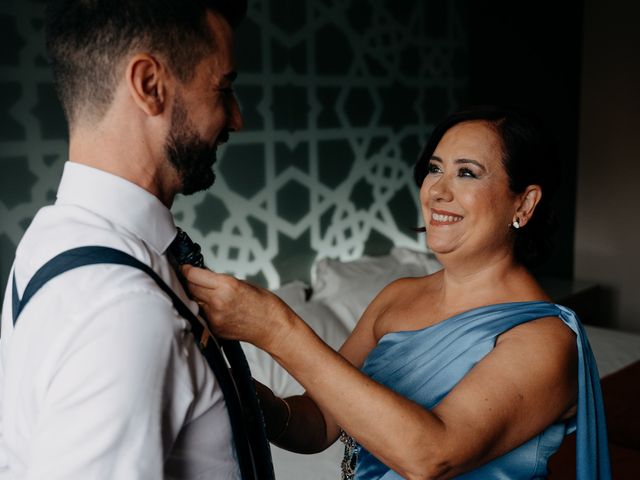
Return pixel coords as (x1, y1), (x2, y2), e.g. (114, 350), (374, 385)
(165, 97), (219, 196)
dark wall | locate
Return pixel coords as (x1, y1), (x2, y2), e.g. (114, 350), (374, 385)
(0, 0), (470, 300)
(575, 0), (640, 331)
(465, 1), (584, 278)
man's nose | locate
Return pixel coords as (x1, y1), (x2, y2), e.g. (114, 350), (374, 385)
(228, 95), (243, 132)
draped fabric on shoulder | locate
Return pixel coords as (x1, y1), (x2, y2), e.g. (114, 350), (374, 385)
(353, 302), (611, 480)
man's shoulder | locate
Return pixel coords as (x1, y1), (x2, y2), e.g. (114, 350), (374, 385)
(13, 202), (180, 316)
(18, 203), (159, 275)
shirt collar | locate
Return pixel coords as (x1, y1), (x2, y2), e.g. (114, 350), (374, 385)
(55, 162), (178, 254)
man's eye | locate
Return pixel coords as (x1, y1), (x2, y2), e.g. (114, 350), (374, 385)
(458, 168), (477, 178)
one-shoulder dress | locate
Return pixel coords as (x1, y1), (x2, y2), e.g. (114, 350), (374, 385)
(342, 302), (611, 479)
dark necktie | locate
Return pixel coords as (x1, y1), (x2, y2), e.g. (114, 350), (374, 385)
(169, 228), (274, 480)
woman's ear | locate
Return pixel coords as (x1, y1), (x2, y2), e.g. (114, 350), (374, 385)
(515, 185), (542, 228)
(125, 53), (168, 116)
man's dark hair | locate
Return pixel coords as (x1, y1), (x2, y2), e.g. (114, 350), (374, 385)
(414, 105), (560, 267)
(44, 0), (247, 126)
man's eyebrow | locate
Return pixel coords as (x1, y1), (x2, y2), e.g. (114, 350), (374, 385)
(455, 158), (487, 172)
(216, 71), (237, 88)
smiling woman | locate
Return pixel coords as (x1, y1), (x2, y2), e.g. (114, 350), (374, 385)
(414, 106), (560, 268)
(420, 120), (531, 261)
(182, 105), (611, 479)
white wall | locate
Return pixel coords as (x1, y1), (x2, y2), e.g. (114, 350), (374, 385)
(575, 0), (640, 331)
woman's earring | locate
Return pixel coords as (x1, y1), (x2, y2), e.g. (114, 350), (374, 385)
(512, 217), (521, 229)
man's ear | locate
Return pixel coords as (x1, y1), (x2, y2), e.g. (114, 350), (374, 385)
(515, 185), (543, 228)
(125, 53), (169, 116)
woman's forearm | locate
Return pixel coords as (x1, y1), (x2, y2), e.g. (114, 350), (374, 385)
(254, 380), (334, 453)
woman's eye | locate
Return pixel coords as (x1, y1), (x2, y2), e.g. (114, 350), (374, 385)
(458, 168), (477, 178)
(427, 163), (442, 174)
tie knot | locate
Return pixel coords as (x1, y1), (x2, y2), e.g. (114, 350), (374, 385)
(170, 228), (205, 268)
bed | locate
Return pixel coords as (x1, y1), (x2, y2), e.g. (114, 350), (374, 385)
(242, 248), (640, 479)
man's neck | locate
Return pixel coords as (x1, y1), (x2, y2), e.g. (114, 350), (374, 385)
(68, 116), (178, 208)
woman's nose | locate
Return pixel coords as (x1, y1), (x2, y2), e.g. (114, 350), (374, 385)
(427, 175), (453, 202)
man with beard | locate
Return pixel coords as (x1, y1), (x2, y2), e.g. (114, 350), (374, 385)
(0, 1), (271, 479)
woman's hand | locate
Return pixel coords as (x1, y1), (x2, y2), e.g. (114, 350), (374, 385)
(181, 265), (296, 352)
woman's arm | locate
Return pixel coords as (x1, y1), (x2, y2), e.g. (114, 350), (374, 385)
(184, 267), (577, 480)
(254, 279), (388, 453)
(254, 380), (329, 453)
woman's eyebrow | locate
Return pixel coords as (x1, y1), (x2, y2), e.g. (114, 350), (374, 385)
(430, 156), (487, 172)
(455, 158), (487, 172)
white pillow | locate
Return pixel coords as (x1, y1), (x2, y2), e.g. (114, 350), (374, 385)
(311, 254), (399, 301)
(311, 248), (442, 329)
(272, 279), (309, 306)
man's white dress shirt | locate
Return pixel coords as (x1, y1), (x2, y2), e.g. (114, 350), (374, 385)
(0, 162), (240, 479)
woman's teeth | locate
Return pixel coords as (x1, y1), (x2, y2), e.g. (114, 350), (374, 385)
(432, 213), (462, 223)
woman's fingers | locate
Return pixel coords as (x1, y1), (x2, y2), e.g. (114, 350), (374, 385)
(180, 265), (235, 305)
(180, 266), (250, 317)
(181, 264), (221, 288)
(177, 265), (295, 349)
(185, 281), (213, 303)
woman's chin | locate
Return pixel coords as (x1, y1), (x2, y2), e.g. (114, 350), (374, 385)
(426, 235), (456, 253)
(426, 243), (454, 257)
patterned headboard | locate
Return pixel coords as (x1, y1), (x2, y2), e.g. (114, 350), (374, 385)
(0, 0), (469, 296)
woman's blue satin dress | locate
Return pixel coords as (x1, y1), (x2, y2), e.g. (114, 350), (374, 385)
(352, 302), (611, 479)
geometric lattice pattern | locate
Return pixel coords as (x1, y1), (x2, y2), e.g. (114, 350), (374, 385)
(0, 1), (70, 302)
(172, 0), (469, 287)
(0, 0), (468, 296)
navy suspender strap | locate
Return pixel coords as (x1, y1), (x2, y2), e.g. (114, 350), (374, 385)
(219, 337), (275, 479)
(11, 246), (274, 480)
